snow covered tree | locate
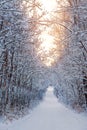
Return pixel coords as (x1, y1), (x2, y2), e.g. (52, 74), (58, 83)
(0, 0), (45, 117)
(54, 0), (87, 111)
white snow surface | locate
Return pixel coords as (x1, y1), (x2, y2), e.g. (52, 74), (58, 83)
(0, 86), (87, 130)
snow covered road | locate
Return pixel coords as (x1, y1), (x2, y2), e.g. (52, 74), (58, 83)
(0, 87), (87, 130)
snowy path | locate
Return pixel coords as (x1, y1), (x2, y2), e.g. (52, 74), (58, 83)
(0, 87), (87, 130)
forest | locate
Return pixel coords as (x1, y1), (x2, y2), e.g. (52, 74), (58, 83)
(0, 0), (87, 120)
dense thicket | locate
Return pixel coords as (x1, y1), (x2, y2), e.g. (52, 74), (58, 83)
(55, 0), (87, 111)
(0, 0), (87, 117)
(0, 0), (45, 118)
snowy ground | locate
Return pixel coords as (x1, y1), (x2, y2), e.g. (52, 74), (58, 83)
(0, 86), (87, 130)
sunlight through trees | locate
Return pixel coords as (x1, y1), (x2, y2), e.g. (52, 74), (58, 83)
(0, 0), (87, 119)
